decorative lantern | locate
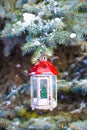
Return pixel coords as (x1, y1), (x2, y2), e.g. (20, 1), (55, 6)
(29, 54), (59, 111)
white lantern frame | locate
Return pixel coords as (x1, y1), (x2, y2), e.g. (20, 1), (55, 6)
(30, 73), (57, 111)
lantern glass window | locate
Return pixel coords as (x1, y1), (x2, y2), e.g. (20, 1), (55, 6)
(32, 78), (37, 98)
(52, 76), (57, 101)
(40, 79), (47, 99)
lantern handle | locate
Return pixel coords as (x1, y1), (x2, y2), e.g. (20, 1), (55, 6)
(39, 54), (47, 61)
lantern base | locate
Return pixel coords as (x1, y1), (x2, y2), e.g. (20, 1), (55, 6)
(31, 101), (57, 111)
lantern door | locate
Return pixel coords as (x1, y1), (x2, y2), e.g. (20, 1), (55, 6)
(30, 76), (37, 106)
(38, 77), (49, 106)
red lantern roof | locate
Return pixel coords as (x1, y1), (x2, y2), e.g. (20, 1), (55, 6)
(29, 60), (59, 76)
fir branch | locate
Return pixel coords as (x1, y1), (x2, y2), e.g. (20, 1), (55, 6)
(21, 38), (42, 55)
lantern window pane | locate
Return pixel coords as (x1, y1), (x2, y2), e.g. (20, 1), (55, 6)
(40, 79), (47, 99)
(52, 76), (56, 100)
(32, 78), (37, 98)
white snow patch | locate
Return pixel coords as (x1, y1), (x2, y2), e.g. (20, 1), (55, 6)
(23, 13), (35, 26)
(38, 11), (44, 17)
(16, 64), (21, 68)
(6, 101), (11, 105)
(55, 18), (62, 23)
(54, 1), (58, 6)
(70, 33), (76, 38)
(33, 40), (41, 46)
(80, 101), (86, 110)
(70, 101), (86, 114)
(24, 70), (28, 74)
(12, 121), (20, 126)
(50, 18), (64, 28)
(11, 88), (18, 93)
(11, 95), (16, 99)
(15, 105), (24, 110)
(0, 101), (11, 107)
